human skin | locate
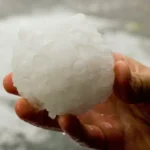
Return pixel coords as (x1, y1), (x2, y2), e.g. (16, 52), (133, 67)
(3, 53), (150, 150)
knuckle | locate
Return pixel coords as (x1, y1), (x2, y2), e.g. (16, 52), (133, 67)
(130, 74), (148, 103)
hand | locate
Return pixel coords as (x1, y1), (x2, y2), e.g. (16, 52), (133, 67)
(3, 53), (150, 150)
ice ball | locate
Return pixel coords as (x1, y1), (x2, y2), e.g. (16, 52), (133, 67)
(12, 14), (114, 118)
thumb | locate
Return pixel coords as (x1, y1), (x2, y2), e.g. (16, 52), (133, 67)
(114, 60), (150, 103)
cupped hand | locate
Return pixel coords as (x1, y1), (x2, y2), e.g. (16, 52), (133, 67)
(3, 53), (150, 150)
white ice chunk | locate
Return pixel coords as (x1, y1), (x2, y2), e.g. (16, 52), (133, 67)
(12, 14), (114, 118)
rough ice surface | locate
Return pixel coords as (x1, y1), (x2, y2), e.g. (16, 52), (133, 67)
(12, 14), (114, 118)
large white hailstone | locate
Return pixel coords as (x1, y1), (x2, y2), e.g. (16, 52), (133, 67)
(12, 14), (114, 118)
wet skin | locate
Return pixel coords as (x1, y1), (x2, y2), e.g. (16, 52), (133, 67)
(3, 53), (150, 150)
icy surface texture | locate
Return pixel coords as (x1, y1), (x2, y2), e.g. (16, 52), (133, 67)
(12, 14), (114, 118)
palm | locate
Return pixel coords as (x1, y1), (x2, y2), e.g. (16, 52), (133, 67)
(3, 53), (150, 150)
(79, 94), (150, 150)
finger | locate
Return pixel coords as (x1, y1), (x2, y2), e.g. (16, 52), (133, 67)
(3, 73), (19, 95)
(114, 60), (150, 103)
(15, 98), (61, 131)
(58, 115), (106, 150)
(113, 52), (125, 62)
(129, 71), (150, 103)
(114, 60), (130, 102)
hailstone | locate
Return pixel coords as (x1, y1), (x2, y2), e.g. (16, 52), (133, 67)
(12, 14), (114, 118)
